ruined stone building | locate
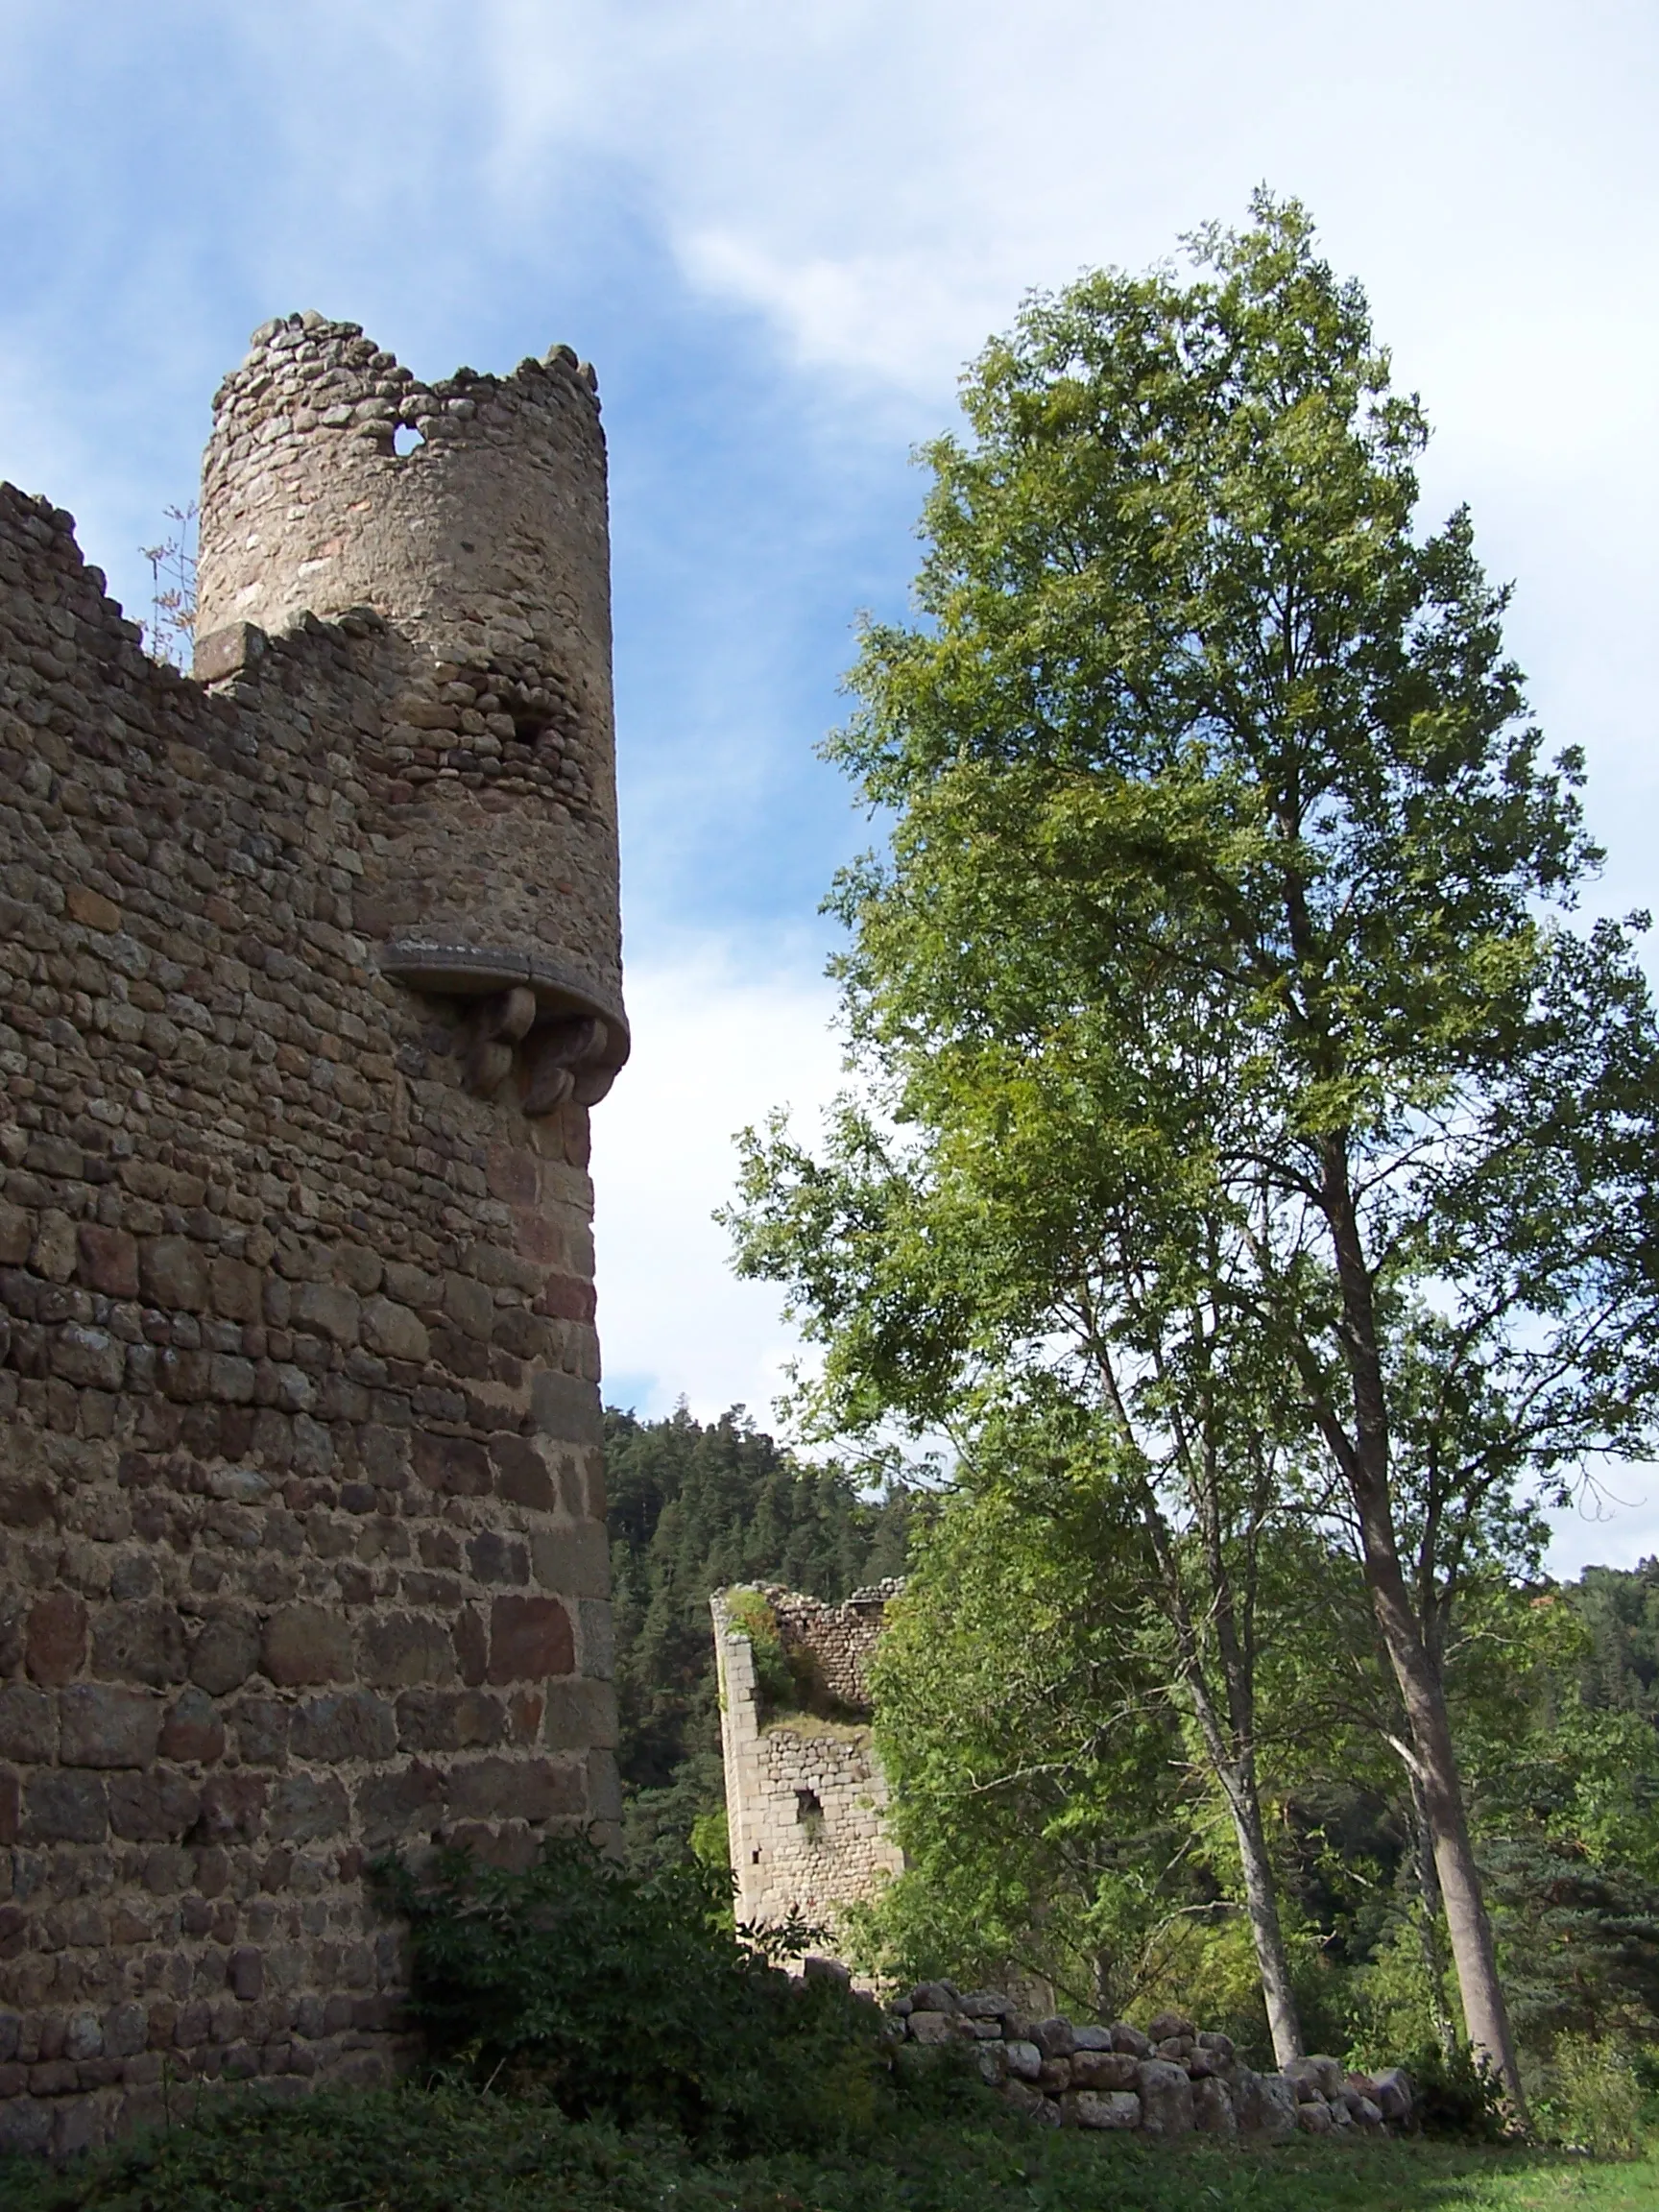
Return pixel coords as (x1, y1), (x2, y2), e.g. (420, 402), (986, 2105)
(712, 1582), (903, 1943)
(0, 312), (629, 2155)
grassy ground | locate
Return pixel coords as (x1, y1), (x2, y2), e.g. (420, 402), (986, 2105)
(2, 2084), (1654, 2212)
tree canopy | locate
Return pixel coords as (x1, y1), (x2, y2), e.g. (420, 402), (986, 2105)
(725, 194), (1659, 2113)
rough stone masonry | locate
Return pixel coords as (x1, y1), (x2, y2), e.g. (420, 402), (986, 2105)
(713, 1584), (904, 1939)
(0, 311), (629, 2156)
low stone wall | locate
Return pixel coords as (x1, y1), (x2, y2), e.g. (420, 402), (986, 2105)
(886, 1980), (1413, 2138)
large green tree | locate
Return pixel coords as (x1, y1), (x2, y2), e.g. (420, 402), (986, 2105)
(727, 197), (1659, 2112)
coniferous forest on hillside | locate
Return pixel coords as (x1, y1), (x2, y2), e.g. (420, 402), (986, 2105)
(604, 1405), (914, 1871)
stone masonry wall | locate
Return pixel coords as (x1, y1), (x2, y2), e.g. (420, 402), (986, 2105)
(0, 319), (625, 2160)
(883, 1983), (1415, 2142)
(712, 1585), (902, 1939)
(196, 312), (622, 1028)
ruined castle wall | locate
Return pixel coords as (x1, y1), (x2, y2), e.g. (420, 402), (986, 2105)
(196, 313), (621, 1025)
(712, 1586), (902, 1941)
(0, 377), (620, 2152)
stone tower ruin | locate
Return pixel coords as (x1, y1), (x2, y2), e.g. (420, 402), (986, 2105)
(712, 1584), (903, 1945)
(0, 313), (627, 2156)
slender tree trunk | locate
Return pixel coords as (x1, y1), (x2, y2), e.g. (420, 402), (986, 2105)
(1141, 1500), (1305, 2064)
(1408, 1771), (1456, 2055)
(1359, 1522), (1522, 2105)
(1220, 1757), (1305, 2067)
(1316, 1137), (1527, 2122)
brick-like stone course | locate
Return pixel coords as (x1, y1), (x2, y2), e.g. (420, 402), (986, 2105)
(0, 310), (627, 2156)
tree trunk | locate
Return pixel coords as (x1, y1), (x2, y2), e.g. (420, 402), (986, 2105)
(1316, 1134), (1527, 2122)
(1135, 1476), (1305, 2066)
(1408, 1771), (1456, 2055)
(1222, 1760), (1305, 2067)
(1360, 1525), (1524, 2110)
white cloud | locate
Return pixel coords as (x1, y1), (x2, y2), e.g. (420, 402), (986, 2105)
(588, 944), (844, 1423)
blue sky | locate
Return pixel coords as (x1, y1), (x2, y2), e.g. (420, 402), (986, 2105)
(2, 1), (1656, 1570)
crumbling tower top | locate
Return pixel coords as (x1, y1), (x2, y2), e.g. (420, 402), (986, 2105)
(195, 311), (625, 1062)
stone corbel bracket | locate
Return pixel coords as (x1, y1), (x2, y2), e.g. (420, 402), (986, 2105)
(379, 941), (630, 1112)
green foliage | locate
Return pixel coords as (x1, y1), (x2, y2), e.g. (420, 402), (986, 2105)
(11, 2083), (1659, 2212)
(723, 1585), (802, 1712)
(372, 1838), (883, 2152)
(1406, 2039), (1509, 2142)
(725, 193), (1659, 2102)
(845, 1458), (1197, 2017)
(605, 1404), (912, 1869)
(1538, 2034), (1649, 2159)
(1571, 1561), (1659, 1724)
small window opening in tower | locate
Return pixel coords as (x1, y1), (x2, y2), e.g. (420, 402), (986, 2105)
(751, 1849), (761, 1864)
(393, 424), (424, 456)
(795, 1789), (823, 1823)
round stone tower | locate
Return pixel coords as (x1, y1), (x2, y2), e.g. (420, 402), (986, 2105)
(195, 311), (625, 1093)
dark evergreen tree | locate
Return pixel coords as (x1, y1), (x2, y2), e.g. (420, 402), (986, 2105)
(1568, 1560), (1659, 1721)
(604, 1404), (914, 1869)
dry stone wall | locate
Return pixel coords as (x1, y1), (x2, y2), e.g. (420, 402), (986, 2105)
(886, 1982), (1416, 2141)
(712, 1585), (903, 1939)
(0, 313), (627, 2158)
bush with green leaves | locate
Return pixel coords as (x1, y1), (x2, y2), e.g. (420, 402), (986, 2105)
(1403, 2039), (1508, 2141)
(1539, 2034), (1649, 2160)
(371, 1838), (884, 2151)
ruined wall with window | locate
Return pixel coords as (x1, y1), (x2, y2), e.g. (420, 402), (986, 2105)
(0, 312), (628, 2157)
(711, 1583), (902, 1940)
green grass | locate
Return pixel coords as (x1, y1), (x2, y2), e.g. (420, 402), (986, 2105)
(2, 2083), (1655, 2212)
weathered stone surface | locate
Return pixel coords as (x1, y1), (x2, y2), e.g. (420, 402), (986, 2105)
(290, 1692), (397, 1765)
(1032, 2016), (1076, 2059)
(0, 316), (625, 2150)
(0, 1686), (57, 1764)
(487, 1595), (573, 1682)
(268, 1774), (349, 1842)
(361, 1296), (430, 1362)
(75, 1225), (138, 1298)
(445, 1754), (581, 1822)
(23, 1772), (108, 1844)
(907, 2010), (958, 2046)
(293, 1282), (360, 1347)
(354, 1762), (447, 1846)
(58, 1687), (160, 1768)
(396, 1689), (506, 1751)
(1373, 2066), (1414, 2123)
(26, 1593), (87, 1686)
(108, 1768), (201, 1841)
(1136, 2059), (1195, 2136)
(261, 1606), (354, 1688)
(91, 1604), (187, 1688)
(360, 1616), (456, 1689)
(188, 1615), (260, 1697)
(158, 1687), (225, 1765)
(1003, 2040), (1043, 2082)
(139, 1236), (208, 1311)
(1235, 2069), (1299, 2140)
(1070, 2049), (1140, 2092)
(957, 1990), (1013, 2020)
(1192, 2075), (1237, 2134)
(1063, 2089), (1142, 2130)
(1110, 2020), (1153, 2057)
